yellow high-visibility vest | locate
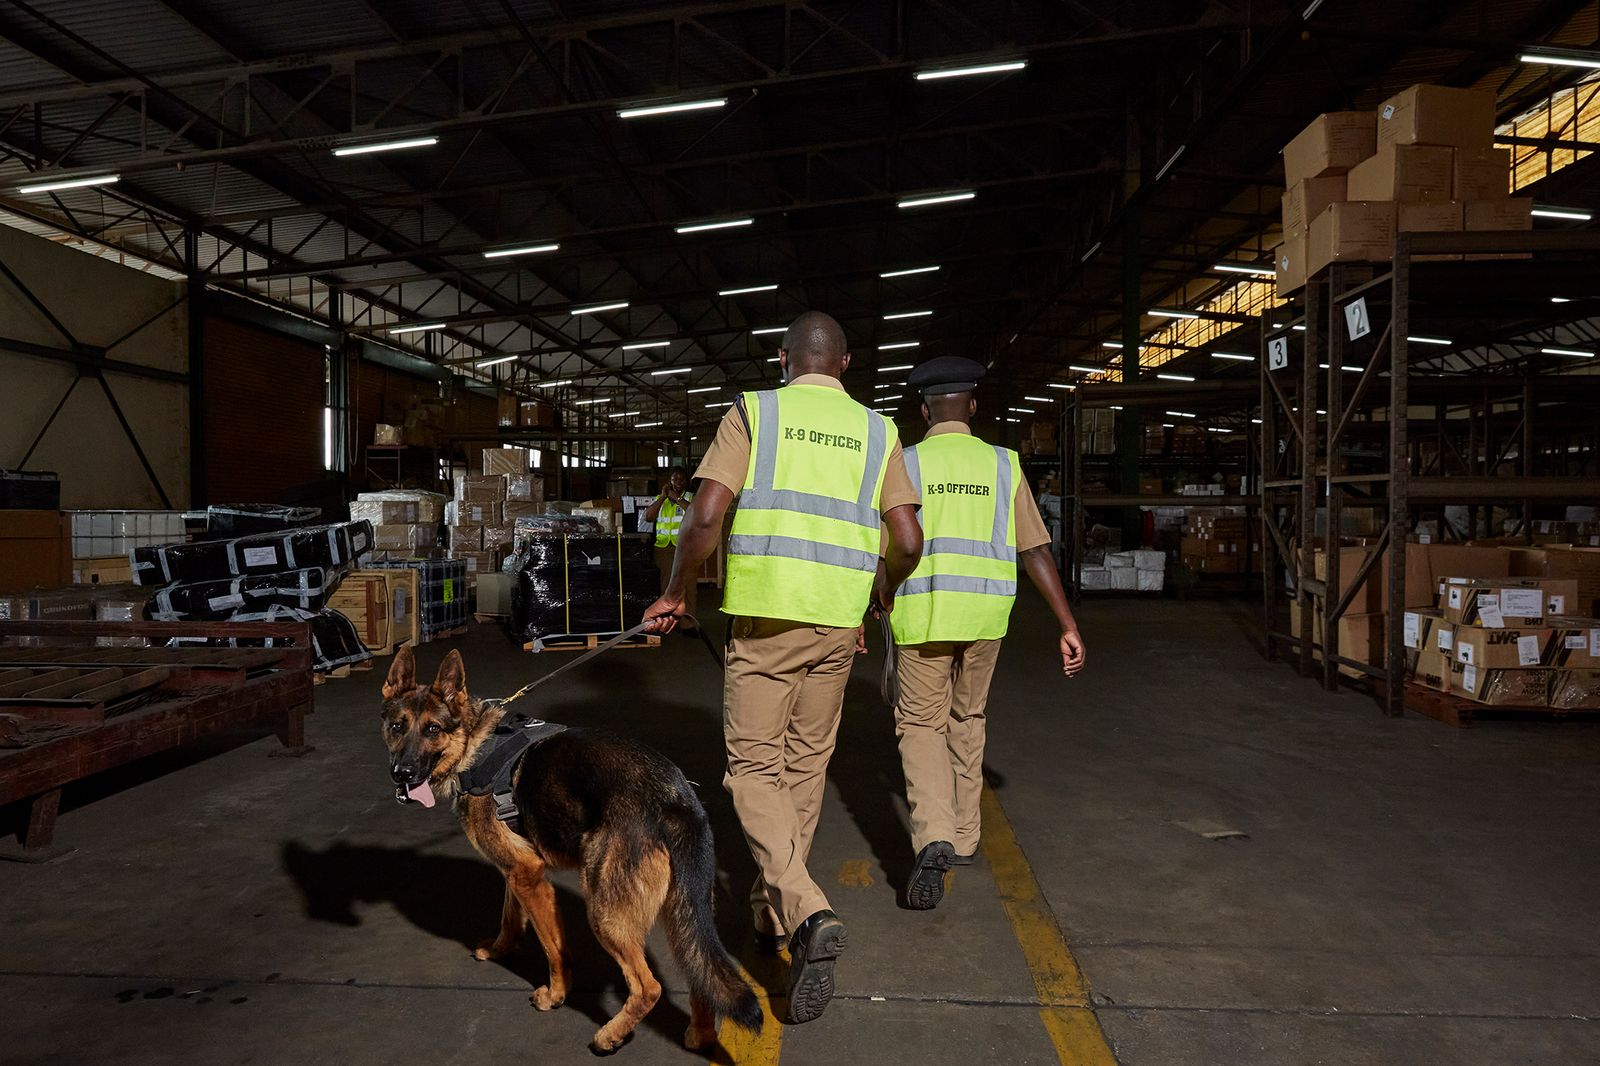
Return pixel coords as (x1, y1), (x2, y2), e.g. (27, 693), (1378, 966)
(723, 384), (893, 627)
(654, 495), (690, 547)
(891, 432), (1020, 645)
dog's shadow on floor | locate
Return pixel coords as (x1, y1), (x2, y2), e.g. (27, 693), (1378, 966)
(278, 841), (691, 1049)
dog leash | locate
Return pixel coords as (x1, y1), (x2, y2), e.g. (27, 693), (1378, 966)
(493, 613), (721, 711)
(877, 611), (899, 709)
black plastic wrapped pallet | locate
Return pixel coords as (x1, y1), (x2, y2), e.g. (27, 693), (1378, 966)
(166, 605), (371, 672)
(368, 558), (466, 636)
(145, 567), (339, 621)
(130, 520), (374, 586)
(198, 504), (324, 538)
(511, 534), (659, 641)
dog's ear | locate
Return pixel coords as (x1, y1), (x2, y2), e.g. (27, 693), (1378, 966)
(431, 648), (468, 709)
(382, 645), (416, 702)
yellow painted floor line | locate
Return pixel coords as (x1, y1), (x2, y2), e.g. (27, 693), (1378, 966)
(713, 957), (785, 1066)
(981, 783), (1119, 1065)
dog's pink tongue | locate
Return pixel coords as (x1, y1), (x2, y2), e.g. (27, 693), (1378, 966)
(406, 780), (436, 808)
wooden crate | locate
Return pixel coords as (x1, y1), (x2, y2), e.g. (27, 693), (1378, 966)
(329, 569), (420, 656)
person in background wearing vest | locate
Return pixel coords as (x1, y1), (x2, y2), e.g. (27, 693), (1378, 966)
(642, 311), (924, 1025)
(644, 465), (698, 633)
(886, 356), (1085, 911)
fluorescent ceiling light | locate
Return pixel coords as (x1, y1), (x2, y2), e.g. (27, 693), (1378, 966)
(388, 322), (446, 335)
(1008, 406), (1035, 413)
(1149, 308), (1199, 319)
(687, 385), (720, 394)
(1215, 262), (1276, 277)
(1166, 410), (1196, 418)
(1292, 324), (1307, 331)
(897, 190), (975, 209)
(1154, 144), (1186, 181)
(1069, 364), (1104, 374)
(573, 398), (610, 406)
(1023, 395), (1054, 403)
(1163, 423), (1176, 428)
(1541, 346), (1595, 358)
(718, 283), (778, 296)
(607, 410), (642, 418)
(17, 173), (120, 195)
(477, 354), (518, 367)
(1156, 373), (1195, 382)
(1004, 417), (1020, 423)
(705, 401), (733, 408)
(1080, 241), (1102, 263)
(1318, 363), (1366, 372)
(1047, 383), (1075, 390)
(637, 421), (664, 428)
(1520, 52), (1600, 70)
(880, 265), (941, 278)
(914, 59), (1027, 81)
(484, 242), (558, 258)
(1211, 352), (1255, 362)
(879, 394), (904, 401)
(1407, 335), (1452, 346)
(1207, 427), (1232, 434)
(622, 340), (671, 350)
(1532, 206), (1593, 221)
(874, 382), (900, 390)
(878, 341), (920, 350)
(617, 97), (727, 119)
(1252, 417), (1263, 424)
(879, 364), (913, 372)
(1552, 296), (1572, 303)
(676, 217), (753, 234)
(651, 367), (692, 376)
(752, 326), (787, 336)
(570, 301), (628, 315)
(1102, 342), (1125, 349)
(536, 379), (574, 388)
(884, 310), (933, 320)
(332, 136), (438, 157)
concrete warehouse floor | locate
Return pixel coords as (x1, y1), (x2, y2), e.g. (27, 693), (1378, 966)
(4, 591), (1599, 1065)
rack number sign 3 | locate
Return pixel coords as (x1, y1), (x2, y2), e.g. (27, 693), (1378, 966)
(1344, 297), (1372, 341)
(1268, 336), (1289, 370)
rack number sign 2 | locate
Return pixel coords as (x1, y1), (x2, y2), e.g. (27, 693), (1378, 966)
(1344, 297), (1372, 341)
(1268, 337), (1289, 370)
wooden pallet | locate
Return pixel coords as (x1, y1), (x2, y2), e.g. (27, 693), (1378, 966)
(312, 660), (375, 685)
(473, 612), (509, 625)
(1403, 683), (1600, 727)
(0, 665), (173, 724)
(422, 625), (468, 644)
(523, 631), (661, 654)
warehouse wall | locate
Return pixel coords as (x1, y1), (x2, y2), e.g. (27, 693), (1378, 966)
(0, 224), (190, 508)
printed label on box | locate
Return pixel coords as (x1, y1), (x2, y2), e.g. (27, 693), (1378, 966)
(243, 546), (279, 567)
(1477, 595), (1504, 629)
(1500, 588), (1543, 618)
(1447, 587), (1463, 609)
(1565, 634), (1586, 650)
(1382, 104), (1396, 119)
(394, 588), (408, 623)
(1463, 663), (1478, 693)
(1437, 627), (1453, 652)
(1548, 595), (1566, 615)
(442, 578), (454, 604)
(1517, 635), (1541, 666)
(1457, 642), (1474, 665)
(208, 593), (246, 611)
(1403, 612), (1420, 648)
(1592, 629), (1600, 657)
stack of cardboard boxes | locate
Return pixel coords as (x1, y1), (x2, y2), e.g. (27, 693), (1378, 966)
(1277, 84), (1526, 295)
(351, 491), (445, 560)
(448, 448), (547, 584)
(1181, 509), (1252, 574)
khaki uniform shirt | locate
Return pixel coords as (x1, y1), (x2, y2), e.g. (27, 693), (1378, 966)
(693, 373), (921, 513)
(883, 420), (1052, 554)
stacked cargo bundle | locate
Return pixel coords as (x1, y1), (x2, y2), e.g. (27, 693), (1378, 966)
(509, 532), (660, 646)
(370, 558), (468, 641)
(447, 448), (548, 584)
(129, 520), (375, 673)
(1276, 85), (1525, 296)
(1181, 509), (1253, 575)
(351, 490), (446, 561)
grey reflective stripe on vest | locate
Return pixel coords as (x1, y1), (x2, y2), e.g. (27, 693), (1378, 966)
(904, 445), (921, 492)
(727, 534), (878, 572)
(912, 441), (1016, 563)
(899, 575), (1018, 597)
(739, 389), (883, 528)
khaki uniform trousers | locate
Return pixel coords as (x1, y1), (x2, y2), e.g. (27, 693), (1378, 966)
(653, 545), (699, 621)
(893, 638), (1003, 856)
(723, 616), (857, 936)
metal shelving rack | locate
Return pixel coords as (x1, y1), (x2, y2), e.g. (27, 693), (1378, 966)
(1063, 379), (1261, 596)
(1262, 229), (1600, 716)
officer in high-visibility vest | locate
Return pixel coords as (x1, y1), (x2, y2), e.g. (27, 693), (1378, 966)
(644, 465), (697, 631)
(643, 311), (924, 1024)
(887, 356), (1085, 911)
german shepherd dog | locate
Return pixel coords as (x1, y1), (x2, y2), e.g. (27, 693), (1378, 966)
(379, 646), (762, 1053)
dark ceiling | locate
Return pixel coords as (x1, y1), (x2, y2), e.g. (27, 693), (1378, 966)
(1, 0), (1597, 437)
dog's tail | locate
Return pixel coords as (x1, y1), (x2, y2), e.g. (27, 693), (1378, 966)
(660, 806), (764, 1033)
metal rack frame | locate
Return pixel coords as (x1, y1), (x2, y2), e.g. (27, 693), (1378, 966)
(1262, 230), (1600, 716)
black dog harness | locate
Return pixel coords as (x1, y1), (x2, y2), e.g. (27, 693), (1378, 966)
(458, 715), (567, 823)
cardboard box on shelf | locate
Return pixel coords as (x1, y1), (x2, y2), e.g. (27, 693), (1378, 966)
(373, 423), (403, 446)
(455, 500), (502, 525)
(1548, 618), (1600, 668)
(372, 524), (435, 553)
(454, 474), (507, 504)
(456, 551), (497, 578)
(1376, 85), (1495, 151)
(1138, 476), (1163, 495)
(497, 392), (517, 428)
(1283, 112), (1376, 185)
(505, 473), (545, 502)
(1463, 198), (1534, 260)
(481, 448), (530, 476)
(1275, 232), (1308, 296)
(1426, 543), (1510, 593)
(1282, 175), (1348, 235)
(450, 524), (484, 552)
(1454, 148), (1512, 200)
(1550, 670), (1600, 709)
(1452, 624), (1553, 669)
(1346, 144), (1454, 202)
(1411, 646), (1453, 690)
(1454, 663), (1549, 706)
(1440, 578), (1580, 626)
(1398, 200), (1465, 261)
(349, 499), (418, 525)
(1402, 607), (1444, 651)
(1308, 201), (1397, 275)
(518, 400), (558, 430)
(503, 500), (544, 520)
(71, 555), (133, 585)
